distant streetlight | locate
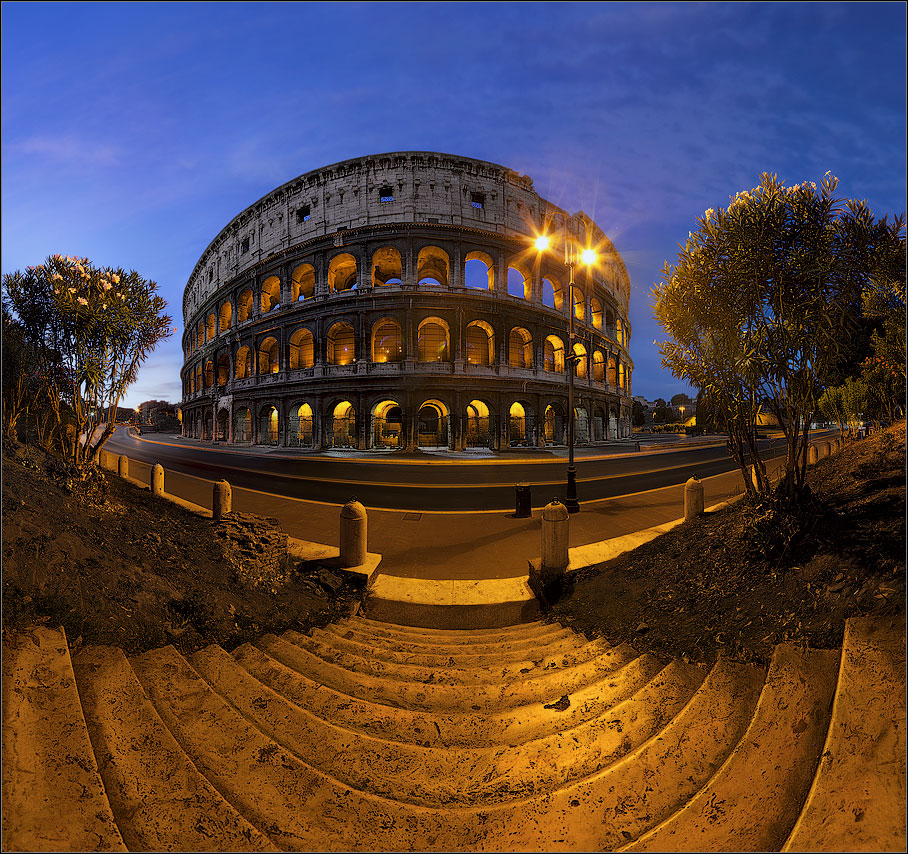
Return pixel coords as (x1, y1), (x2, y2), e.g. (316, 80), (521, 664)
(534, 226), (597, 513)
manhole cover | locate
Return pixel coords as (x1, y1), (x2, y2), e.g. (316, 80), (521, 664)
(403, 513), (422, 521)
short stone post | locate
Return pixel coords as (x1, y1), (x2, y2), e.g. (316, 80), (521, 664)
(684, 476), (704, 520)
(213, 480), (232, 522)
(117, 455), (128, 478)
(151, 463), (164, 496)
(821, 441), (831, 458)
(541, 499), (570, 572)
(339, 498), (367, 567)
(808, 444), (818, 465)
(634, 440), (641, 452)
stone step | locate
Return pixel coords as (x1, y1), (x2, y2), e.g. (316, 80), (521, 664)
(127, 644), (492, 851)
(258, 631), (639, 712)
(295, 627), (609, 684)
(621, 644), (839, 851)
(233, 640), (667, 748)
(318, 621), (586, 663)
(131, 643), (766, 851)
(439, 656), (768, 851)
(191, 643), (706, 807)
(1, 626), (126, 852)
(340, 615), (565, 645)
(71, 645), (278, 852)
(782, 616), (907, 852)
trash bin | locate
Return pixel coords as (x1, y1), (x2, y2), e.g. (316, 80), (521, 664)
(515, 483), (532, 518)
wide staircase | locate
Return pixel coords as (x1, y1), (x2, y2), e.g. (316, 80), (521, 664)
(2, 614), (905, 852)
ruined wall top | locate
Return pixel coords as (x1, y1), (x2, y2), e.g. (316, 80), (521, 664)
(184, 151), (630, 317)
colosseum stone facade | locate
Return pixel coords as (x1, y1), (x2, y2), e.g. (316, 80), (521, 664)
(180, 151), (633, 452)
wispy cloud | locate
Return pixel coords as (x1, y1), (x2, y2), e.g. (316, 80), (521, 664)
(8, 135), (124, 168)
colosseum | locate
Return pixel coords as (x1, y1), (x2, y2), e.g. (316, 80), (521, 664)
(180, 151), (633, 452)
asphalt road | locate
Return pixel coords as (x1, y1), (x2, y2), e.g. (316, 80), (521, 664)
(104, 428), (795, 512)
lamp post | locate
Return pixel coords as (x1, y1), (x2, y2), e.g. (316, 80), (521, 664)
(535, 230), (596, 514)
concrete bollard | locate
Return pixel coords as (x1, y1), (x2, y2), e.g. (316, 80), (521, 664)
(339, 498), (367, 567)
(151, 463), (164, 496)
(212, 480), (232, 522)
(634, 441), (641, 452)
(117, 455), (128, 478)
(808, 444), (818, 465)
(684, 476), (704, 520)
(541, 499), (570, 572)
(821, 441), (831, 459)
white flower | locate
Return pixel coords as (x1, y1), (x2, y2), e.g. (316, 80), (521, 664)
(77, 297), (88, 306)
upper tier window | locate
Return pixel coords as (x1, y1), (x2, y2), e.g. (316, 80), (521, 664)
(379, 186), (394, 203)
(471, 193), (485, 209)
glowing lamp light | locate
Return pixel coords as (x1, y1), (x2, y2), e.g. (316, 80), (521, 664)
(581, 248), (597, 265)
(534, 234), (551, 251)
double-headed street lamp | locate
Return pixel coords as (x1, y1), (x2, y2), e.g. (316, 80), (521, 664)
(534, 231), (597, 514)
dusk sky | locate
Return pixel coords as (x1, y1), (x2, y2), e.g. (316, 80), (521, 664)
(2, 2), (905, 409)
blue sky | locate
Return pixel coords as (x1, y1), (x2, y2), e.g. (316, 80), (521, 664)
(2, 1), (905, 408)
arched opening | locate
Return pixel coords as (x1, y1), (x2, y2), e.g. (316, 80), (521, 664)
(289, 327), (314, 370)
(328, 253), (358, 292)
(194, 364), (202, 393)
(371, 247), (402, 286)
(509, 327), (533, 369)
(234, 407), (252, 443)
(544, 335), (564, 373)
(203, 360), (214, 389)
(288, 402), (314, 448)
(616, 317), (624, 347)
(235, 346), (251, 379)
(371, 399), (403, 449)
(219, 301), (232, 331)
(618, 362), (626, 389)
(507, 265), (531, 300)
(417, 246), (449, 286)
(203, 411), (213, 441)
(542, 276), (564, 311)
(593, 406), (606, 442)
(417, 400), (449, 448)
(216, 354), (230, 386)
(258, 405), (279, 445)
(257, 336), (279, 375)
(216, 409), (229, 442)
(327, 322), (355, 365)
(206, 313), (216, 341)
(465, 320), (494, 366)
(237, 289), (254, 323)
(608, 354), (618, 386)
(371, 319), (403, 362)
(417, 318), (449, 362)
(260, 276), (280, 313)
(291, 264), (315, 301)
(464, 251), (494, 290)
(331, 401), (356, 449)
(592, 350), (605, 383)
(609, 405), (619, 440)
(590, 297), (603, 330)
(544, 403), (566, 446)
(572, 287), (585, 322)
(509, 400), (533, 447)
(572, 342), (587, 378)
(464, 399), (493, 449)
(605, 309), (616, 339)
(196, 322), (204, 348)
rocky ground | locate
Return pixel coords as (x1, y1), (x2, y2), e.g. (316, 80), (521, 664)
(2, 442), (362, 655)
(549, 422), (906, 665)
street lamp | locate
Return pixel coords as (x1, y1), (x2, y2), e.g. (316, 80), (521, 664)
(535, 229), (597, 513)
